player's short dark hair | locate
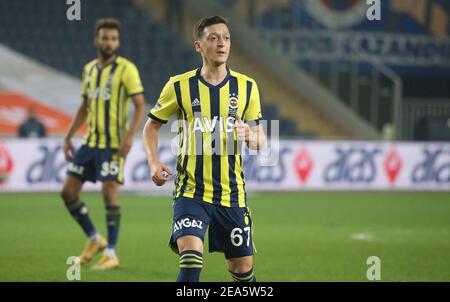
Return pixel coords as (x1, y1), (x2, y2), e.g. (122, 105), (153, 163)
(95, 18), (121, 36)
(193, 15), (229, 39)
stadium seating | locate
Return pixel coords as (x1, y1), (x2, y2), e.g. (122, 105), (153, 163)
(218, 0), (450, 139)
(0, 0), (199, 107)
(0, 0), (303, 137)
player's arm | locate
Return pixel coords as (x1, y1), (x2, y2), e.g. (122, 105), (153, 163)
(142, 78), (178, 186)
(63, 96), (88, 161)
(142, 119), (172, 186)
(236, 79), (266, 150)
(120, 63), (147, 157)
(235, 115), (266, 150)
(118, 93), (146, 157)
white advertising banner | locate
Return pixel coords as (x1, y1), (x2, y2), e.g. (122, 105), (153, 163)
(0, 138), (449, 192)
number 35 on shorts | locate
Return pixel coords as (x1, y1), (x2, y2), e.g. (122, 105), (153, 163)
(101, 160), (120, 176)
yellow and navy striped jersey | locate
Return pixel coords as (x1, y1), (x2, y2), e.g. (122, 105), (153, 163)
(149, 68), (262, 208)
(81, 56), (144, 149)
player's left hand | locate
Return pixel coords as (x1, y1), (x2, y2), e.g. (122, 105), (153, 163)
(235, 115), (254, 143)
(119, 135), (133, 157)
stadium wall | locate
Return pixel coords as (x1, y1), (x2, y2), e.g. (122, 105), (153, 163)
(0, 138), (449, 192)
(0, 45), (81, 115)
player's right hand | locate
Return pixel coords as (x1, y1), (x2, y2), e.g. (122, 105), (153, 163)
(63, 138), (74, 161)
(150, 161), (172, 186)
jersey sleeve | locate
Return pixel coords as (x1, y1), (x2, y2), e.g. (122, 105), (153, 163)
(122, 63), (144, 96)
(81, 67), (88, 97)
(148, 78), (178, 124)
(244, 79), (263, 125)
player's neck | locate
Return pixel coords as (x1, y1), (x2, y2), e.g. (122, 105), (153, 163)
(97, 54), (117, 69)
(200, 63), (228, 86)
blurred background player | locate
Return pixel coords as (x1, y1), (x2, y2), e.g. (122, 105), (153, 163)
(143, 15), (266, 282)
(18, 107), (47, 138)
(60, 18), (146, 270)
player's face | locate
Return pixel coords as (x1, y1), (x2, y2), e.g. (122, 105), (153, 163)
(196, 23), (231, 66)
(95, 28), (120, 60)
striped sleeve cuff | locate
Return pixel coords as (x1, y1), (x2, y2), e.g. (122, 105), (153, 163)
(148, 112), (168, 124)
(129, 91), (144, 97)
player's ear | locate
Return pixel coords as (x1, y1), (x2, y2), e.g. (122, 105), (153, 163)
(194, 40), (201, 53)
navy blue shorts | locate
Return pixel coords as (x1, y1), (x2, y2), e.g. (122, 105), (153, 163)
(170, 197), (255, 259)
(66, 145), (124, 184)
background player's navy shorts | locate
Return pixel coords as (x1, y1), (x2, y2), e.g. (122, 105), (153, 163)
(170, 197), (255, 259)
(66, 145), (124, 184)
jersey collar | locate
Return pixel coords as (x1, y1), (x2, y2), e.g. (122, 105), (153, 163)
(196, 66), (231, 89)
(96, 55), (119, 70)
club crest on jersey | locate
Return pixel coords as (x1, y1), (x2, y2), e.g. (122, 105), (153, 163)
(228, 94), (239, 109)
(228, 94), (239, 119)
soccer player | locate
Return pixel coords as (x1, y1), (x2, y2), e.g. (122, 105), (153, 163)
(142, 15), (266, 282)
(60, 18), (146, 270)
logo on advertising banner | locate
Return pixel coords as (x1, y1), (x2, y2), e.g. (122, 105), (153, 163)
(0, 144), (14, 185)
(383, 148), (402, 184)
(412, 146), (450, 184)
(324, 146), (381, 183)
(293, 148), (313, 184)
(303, 0), (367, 29)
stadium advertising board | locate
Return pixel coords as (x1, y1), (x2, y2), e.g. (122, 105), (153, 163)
(0, 138), (449, 192)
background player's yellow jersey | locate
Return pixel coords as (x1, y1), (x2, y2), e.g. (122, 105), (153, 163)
(81, 56), (144, 149)
(149, 68), (263, 208)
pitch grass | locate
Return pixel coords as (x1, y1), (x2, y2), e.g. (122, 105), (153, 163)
(0, 191), (449, 281)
